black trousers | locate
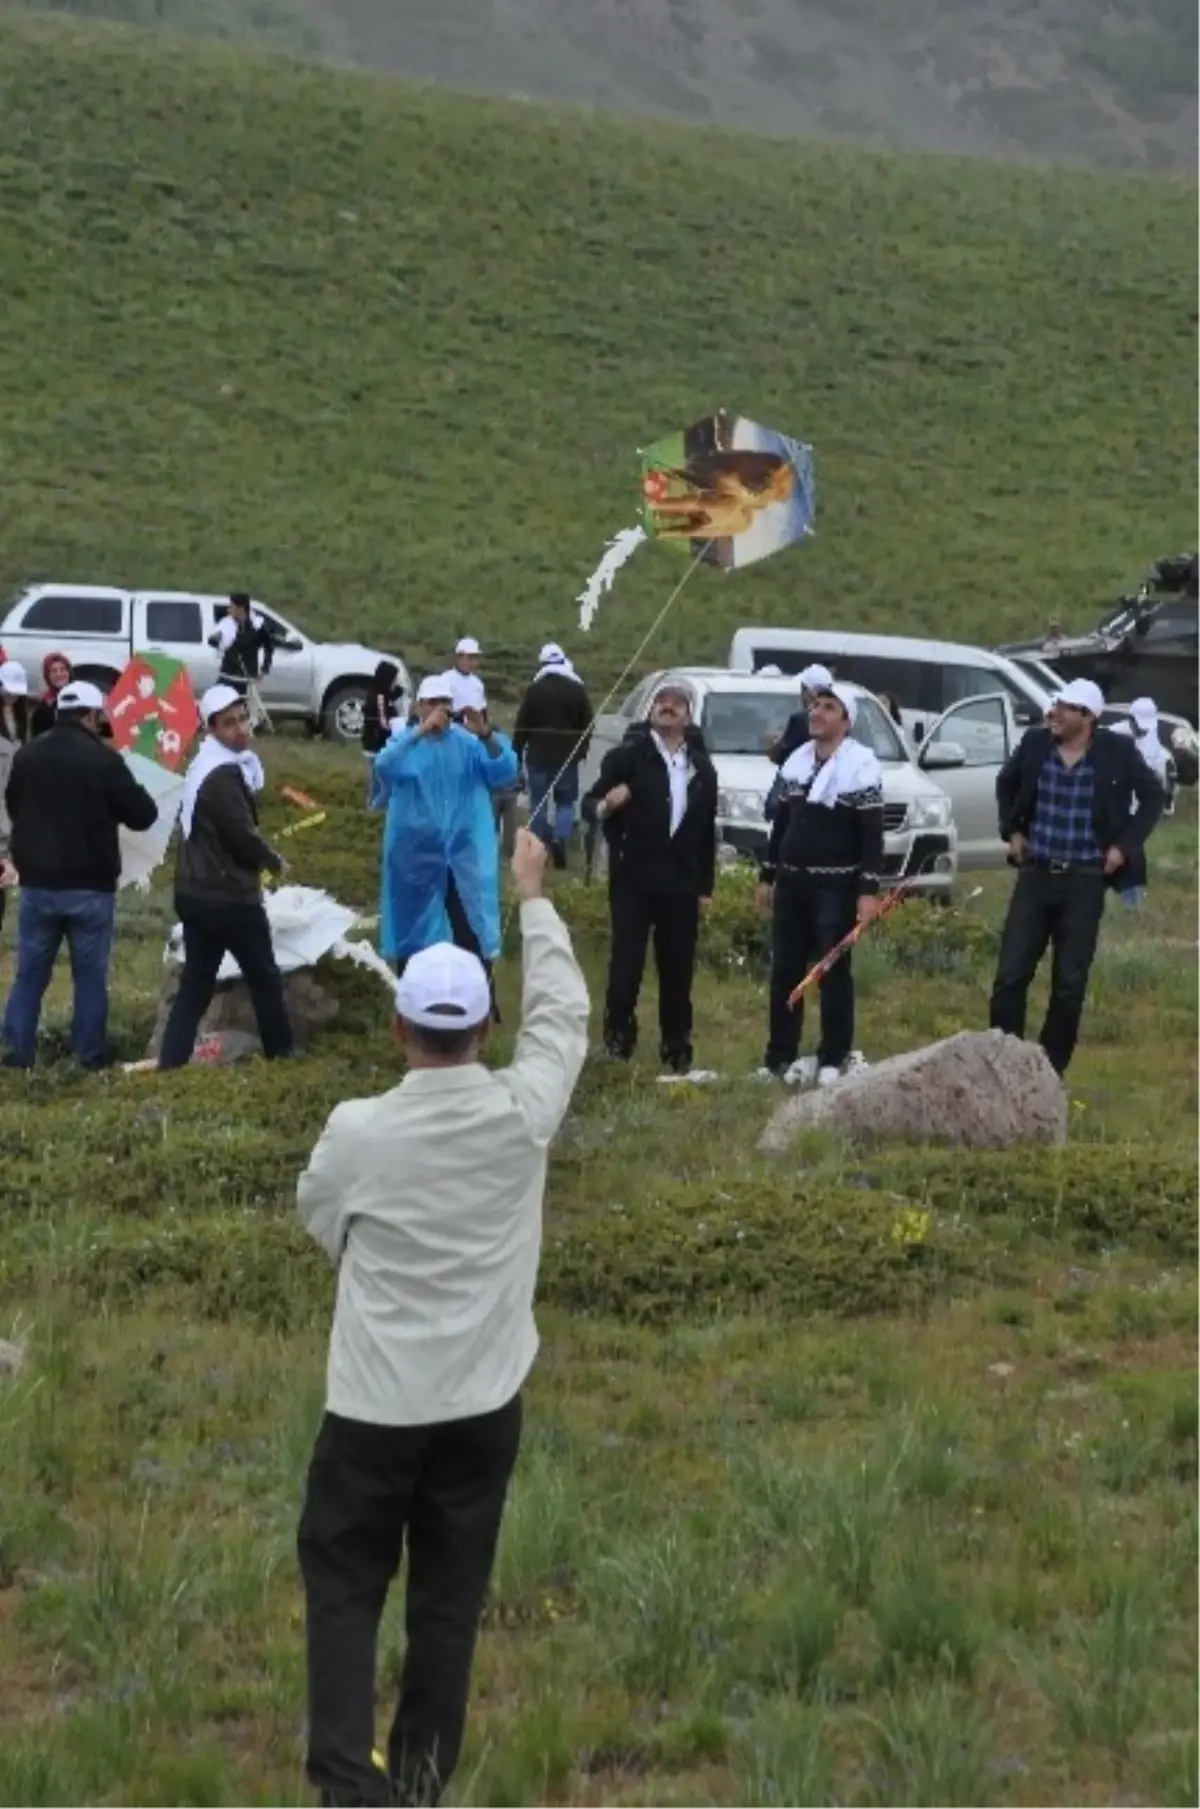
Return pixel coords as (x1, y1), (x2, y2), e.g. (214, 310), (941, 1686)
(765, 877), (858, 1073)
(298, 1397), (523, 1809)
(989, 862), (1106, 1075)
(157, 894), (294, 1069)
(603, 878), (700, 1070)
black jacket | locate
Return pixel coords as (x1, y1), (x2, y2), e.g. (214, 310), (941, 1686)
(761, 759), (885, 895)
(768, 708), (810, 768)
(7, 719), (158, 892)
(362, 661), (403, 755)
(176, 765), (282, 905)
(996, 725), (1163, 887)
(583, 729), (718, 896)
(210, 614), (276, 683)
(512, 672), (594, 772)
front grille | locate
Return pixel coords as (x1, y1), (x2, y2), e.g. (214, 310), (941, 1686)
(883, 803), (908, 833)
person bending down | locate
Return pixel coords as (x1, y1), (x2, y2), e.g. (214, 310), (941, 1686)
(757, 683), (883, 1087)
(157, 685), (294, 1069)
(295, 830), (589, 1809)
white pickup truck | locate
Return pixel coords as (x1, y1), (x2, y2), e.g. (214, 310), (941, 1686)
(0, 582), (407, 743)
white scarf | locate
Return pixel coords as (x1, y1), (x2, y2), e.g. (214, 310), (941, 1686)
(535, 657), (583, 685)
(780, 734), (881, 808)
(180, 735), (266, 838)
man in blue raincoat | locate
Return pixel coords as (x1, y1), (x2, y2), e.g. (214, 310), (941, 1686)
(373, 675), (519, 1000)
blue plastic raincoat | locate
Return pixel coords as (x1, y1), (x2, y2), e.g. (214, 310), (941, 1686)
(373, 723), (519, 961)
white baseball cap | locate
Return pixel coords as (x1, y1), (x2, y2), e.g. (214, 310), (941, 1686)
(0, 661), (29, 696)
(816, 681), (859, 726)
(455, 636), (481, 656)
(538, 642), (566, 664)
(1053, 678), (1105, 717)
(800, 663), (834, 693)
(416, 674), (454, 704)
(56, 680), (106, 712)
(200, 683), (245, 722)
(395, 942), (491, 1030)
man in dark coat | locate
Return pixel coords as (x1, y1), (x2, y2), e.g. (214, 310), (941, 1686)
(2, 681), (158, 1069)
(512, 644), (593, 869)
(582, 680), (717, 1075)
(988, 677), (1163, 1074)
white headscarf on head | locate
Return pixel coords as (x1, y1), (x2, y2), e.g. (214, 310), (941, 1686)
(181, 686), (265, 838)
(1115, 696), (1169, 784)
(778, 684), (881, 808)
(535, 642), (582, 684)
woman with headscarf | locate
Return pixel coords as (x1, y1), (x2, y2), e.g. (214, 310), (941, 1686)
(0, 662), (33, 936)
(30, 651), (73, 738)
(1111, 696), (1173, 905)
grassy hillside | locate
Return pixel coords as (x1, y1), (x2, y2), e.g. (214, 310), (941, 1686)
(0, 11), (1194, 691)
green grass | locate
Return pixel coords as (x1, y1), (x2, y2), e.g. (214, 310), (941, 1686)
(0, 743), (1195, 1805)
(0, 17), (1196, 1803)
(0, 10), (1195, 695)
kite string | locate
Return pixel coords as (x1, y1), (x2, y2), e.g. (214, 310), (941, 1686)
(500, 539), (712, 937)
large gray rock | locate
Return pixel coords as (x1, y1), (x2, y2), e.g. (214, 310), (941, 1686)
(759, 1029), (1068, 1152)
(145, 968), (340, 1062)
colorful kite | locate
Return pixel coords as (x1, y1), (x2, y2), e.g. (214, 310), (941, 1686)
(576, 410), (815, 630)
(107, 652), (199, 769)
(108, 654), (200, 891)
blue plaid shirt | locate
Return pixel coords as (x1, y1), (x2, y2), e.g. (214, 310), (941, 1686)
(1029, 748), (1101, 865)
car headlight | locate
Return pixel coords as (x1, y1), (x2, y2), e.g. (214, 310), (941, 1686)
(1170, 725), (1198, 754)
(909, 796), (952, 829)
(717, 788), (766, 823)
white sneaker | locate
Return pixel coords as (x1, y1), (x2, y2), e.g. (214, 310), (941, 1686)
(817, 1065), (842, 1087)
(784, 1056), (819, 1088)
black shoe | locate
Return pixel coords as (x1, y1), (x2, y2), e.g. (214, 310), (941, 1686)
(550, 837), (568, 871)
(660, 1048), (693, 1076)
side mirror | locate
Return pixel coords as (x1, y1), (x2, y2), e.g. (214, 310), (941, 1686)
(280, 635), (304, 653)
(1014, 704), (1040, 727)
(920, 740), (967, 771)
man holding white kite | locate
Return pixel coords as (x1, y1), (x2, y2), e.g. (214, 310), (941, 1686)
(757, 682), (884, 1086)
(157, 685), (294, 1069)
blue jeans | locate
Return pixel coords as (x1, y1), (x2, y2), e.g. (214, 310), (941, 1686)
(526, 763), (580, 845)
(2, 888), (116, 1069)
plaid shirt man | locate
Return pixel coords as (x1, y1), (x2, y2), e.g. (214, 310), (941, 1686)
(1028, 748), (1101, 865)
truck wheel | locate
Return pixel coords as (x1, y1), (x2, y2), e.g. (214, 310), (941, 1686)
(320, 683), (369, 744)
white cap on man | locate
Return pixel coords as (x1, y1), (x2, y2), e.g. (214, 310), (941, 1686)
(1129, 696), (1158, 733)
(817, 681), (859, 726)
(455, 637), (481, 657)
(539, 642), (566, 665)
(416, 674), (455, 704)
(1054, 678), (1105, 717)
(800, 663), (834, 693)
(395, 942), (491, 1030)
(199, 683), (244, 723)
(0, 661), (29, 697)
(56, 680), (106, 713)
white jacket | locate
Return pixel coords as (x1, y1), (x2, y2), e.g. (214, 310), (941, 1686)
(297, 898), (589, 1427)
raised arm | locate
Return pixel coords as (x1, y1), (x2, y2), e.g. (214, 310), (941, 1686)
(501, 832), (589, 1144)
(106, 750), (159, 832)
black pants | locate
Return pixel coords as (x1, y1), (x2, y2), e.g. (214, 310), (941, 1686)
(603, 879), (699, 1070)
(989, 862), (1106, 1075)
(765, 878), (858, 1073)
(394, 877), (500, 1024)
(297, 1397), (523, 1809)
(157, 894), (294, 1069)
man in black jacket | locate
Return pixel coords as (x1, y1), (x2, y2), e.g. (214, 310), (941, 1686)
(988, 678), (1163, 1075)
(756, 683), (884, 1085)
(765, 662), (834, 771)
(158, 685), (294, 1069)
(582, 680), (717, 1075)
(2, 681), (158, 1070)
(210, 593), (276, 708)
(512, 644), (593, 870)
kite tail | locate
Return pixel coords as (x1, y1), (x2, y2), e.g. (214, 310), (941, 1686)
(576, 525), (647, 631)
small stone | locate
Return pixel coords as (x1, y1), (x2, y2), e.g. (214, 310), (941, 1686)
(987, 1361), (1015, 1379)
(0, 1339), (26, 1380)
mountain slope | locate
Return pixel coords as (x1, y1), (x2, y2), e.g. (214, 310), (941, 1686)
(0, 12), (1194, 682)
(4, 0), (1198, 171)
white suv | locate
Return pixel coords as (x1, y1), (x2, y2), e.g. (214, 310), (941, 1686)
(0, 583), (406, 743)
